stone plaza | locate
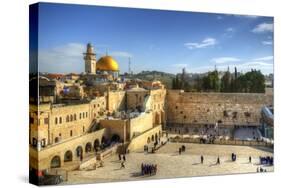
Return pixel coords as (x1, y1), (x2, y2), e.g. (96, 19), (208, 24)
(62, 142), (273, 185)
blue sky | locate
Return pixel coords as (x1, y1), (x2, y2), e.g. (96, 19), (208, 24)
(37, 3), (274, 74)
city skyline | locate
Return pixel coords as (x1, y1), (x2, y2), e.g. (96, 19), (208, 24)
(37, 3), (273, 75)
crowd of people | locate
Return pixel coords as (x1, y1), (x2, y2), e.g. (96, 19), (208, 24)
(260, 156), (274, 165)
(141, 163), (158, 176)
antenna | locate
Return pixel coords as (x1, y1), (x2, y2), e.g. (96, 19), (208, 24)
(128, 57), (131, 75)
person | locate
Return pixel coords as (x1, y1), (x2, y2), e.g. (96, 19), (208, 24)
(201, 155), (204, 164)
(121, 161), (125, 169)
(123, 155), (126, 161)
(249, 156), (252, 163)
(217, 156), (220, 164)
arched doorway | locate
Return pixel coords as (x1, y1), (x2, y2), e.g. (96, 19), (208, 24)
(93, 139), (100, 151)
(147, 137), (151, 144)
(85, 142), (92, 153)
(64, 150), (73, 162)
(50, 156), (61, 168)
(111, 134), (120, 143)
(76, 146), (83, 157)
(101, 136), (107, 149)
(151, 135), (155, 142)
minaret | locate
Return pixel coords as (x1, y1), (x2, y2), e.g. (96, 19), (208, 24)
(83, 43), (96, 74)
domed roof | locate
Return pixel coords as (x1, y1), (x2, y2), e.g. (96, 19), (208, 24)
(96, 56), (119, 72)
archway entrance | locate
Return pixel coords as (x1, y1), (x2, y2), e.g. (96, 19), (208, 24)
(50, 156), (61, 168)
(64, 150), (73, 162)
(76, 146), (83, 157)
(85, 142), (92, 153)
(93, 139), (100, 152)
(111, 134), (120, 143)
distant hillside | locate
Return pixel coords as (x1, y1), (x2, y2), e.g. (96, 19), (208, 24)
(131, 70), (176, 89)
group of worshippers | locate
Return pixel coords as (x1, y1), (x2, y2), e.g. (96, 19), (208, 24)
(141, 163), (157, 176)
(178, 145), (186, 155)
(260, 156), (273, 165)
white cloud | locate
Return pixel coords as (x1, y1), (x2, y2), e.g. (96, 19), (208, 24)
(172, 63), (188, 68)
(38, 43), (133, 73)
(217, 16), (223, 20)
(184, 37), (217, 49)
(262, 41), (273, 45)
(252, 23), (273, 33)
(211, 57), (241, 64)
(111, 51), (133, 58)
(226, 27), (235, 32)
(39, 43), (85, 73)
(254, 56), (273, 61)
(234, 15), (259, 19)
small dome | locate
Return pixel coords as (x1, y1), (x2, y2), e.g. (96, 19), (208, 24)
(96, 56), (119, 72)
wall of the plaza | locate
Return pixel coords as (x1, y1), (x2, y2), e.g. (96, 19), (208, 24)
(166, 90), (273, 127)
(129, 111), (154, 139)
(127, 125), (162, 152)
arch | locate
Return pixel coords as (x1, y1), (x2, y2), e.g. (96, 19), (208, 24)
(55, 117), (58, 124)
(155, 133), (158, 142)
(50, 156), (61, 168)
(93, 139), (100, 151)
(147, 137), (151, 144)
(76, 146), (83, 157)
(70, 115), (73, 121)
(64, 150), (73, 162)
(85, 142), (92, 153)
(111, 134), (120, 143)
(151, 135), (155, 142)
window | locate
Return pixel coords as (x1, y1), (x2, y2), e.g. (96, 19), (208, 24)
(74, 114), (76, 121)
(70, 130), (73, 137)
(66, 115), (69, 122)
(83, 112), (85, 118)
(175, 106), (178, 109)
(55, 137), (59, 143)
(180, 111), (183, 114)
(70, 115), (73, 121)
(94, 104), (96, 108)
(79, 113), (82, 119)
(184, 115), (187, 119)
(44, 118), (49, 124)
(41, 139), (46, 147)
(55, 117), (58, 124)
(32, 138), (37, 147)
(59, 117), (62, 124)
(86, 112), (88, 117)
(83, 126), (85, 133)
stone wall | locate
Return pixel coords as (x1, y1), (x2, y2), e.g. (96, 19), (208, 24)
(127, 125), (162, 152)
(166, 90), (273, 127)
(129, 111), (154, 139)
(29, 129), (106, 171)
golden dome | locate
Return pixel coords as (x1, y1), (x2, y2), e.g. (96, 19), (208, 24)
(96, 56), (119, 72)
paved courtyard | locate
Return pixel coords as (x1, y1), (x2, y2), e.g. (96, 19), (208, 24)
(63, 143), (273, 185)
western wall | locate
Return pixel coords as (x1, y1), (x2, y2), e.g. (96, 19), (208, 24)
(166, 90), (273, 127)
